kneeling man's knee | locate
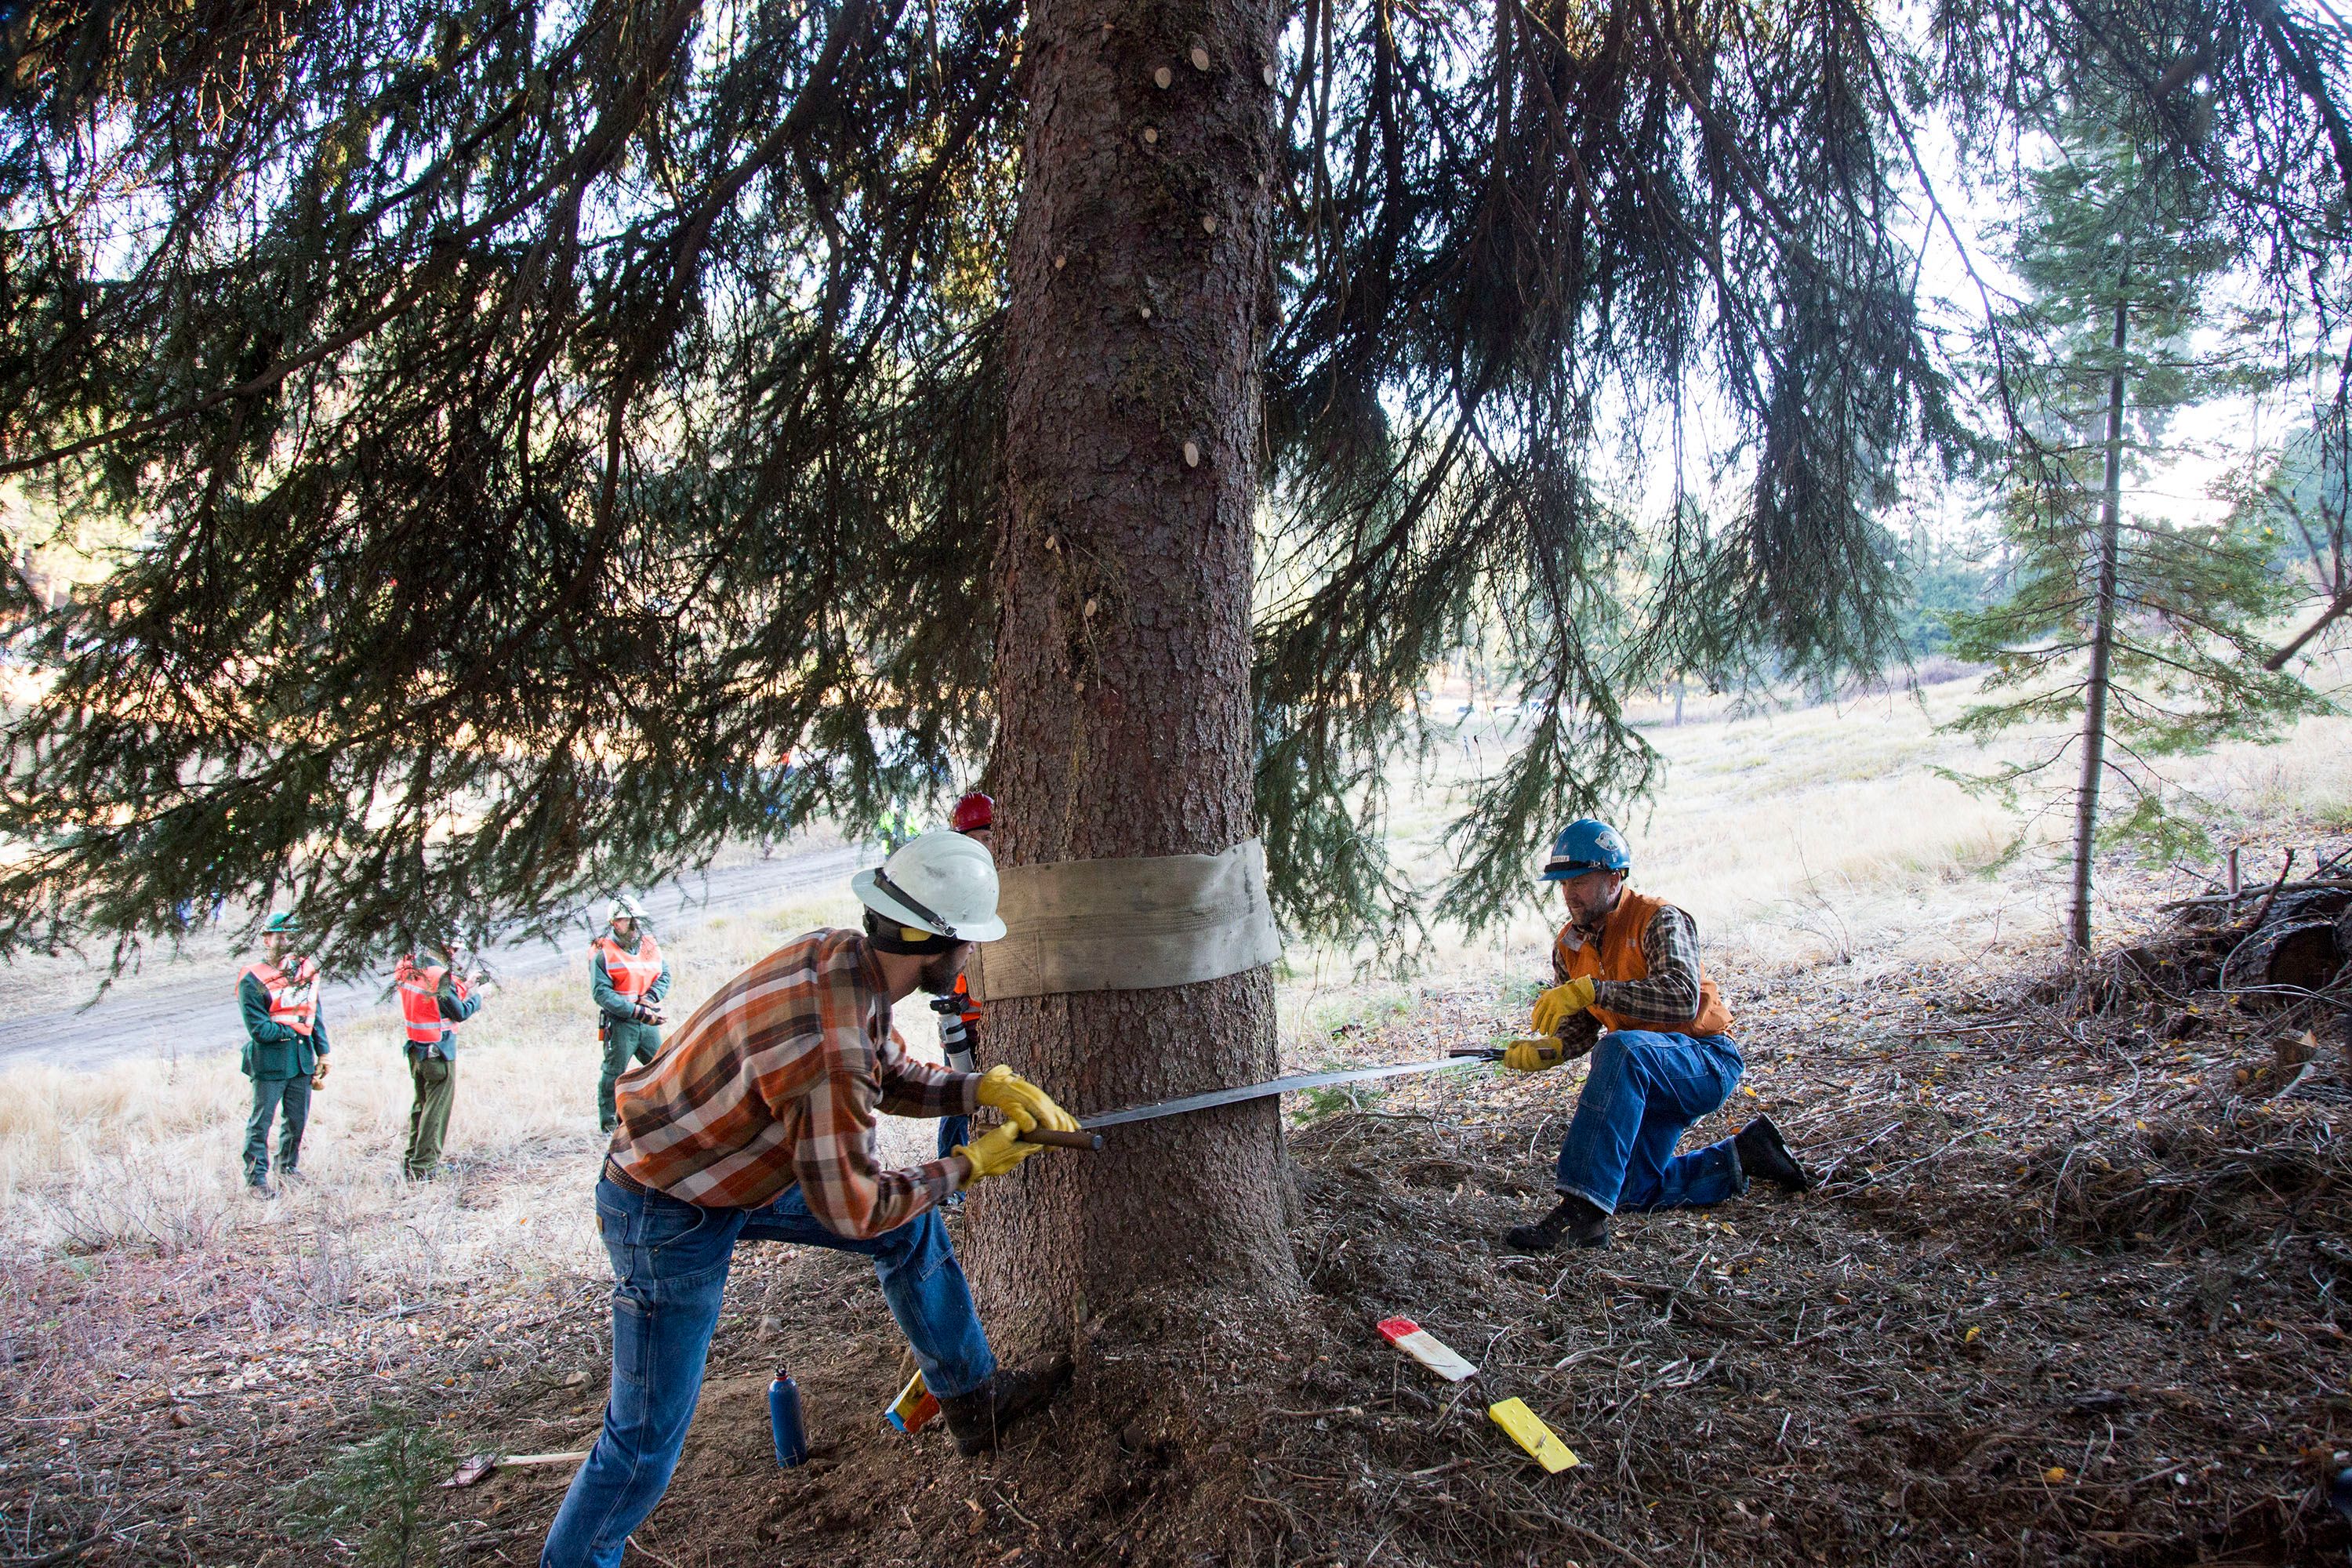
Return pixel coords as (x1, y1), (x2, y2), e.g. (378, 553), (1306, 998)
(1589, 1031), (1634, 1073)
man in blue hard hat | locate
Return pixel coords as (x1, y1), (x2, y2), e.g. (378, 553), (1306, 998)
(1497, 818), (1812, 1252)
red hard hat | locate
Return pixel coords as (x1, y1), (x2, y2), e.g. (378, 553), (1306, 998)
(950, 792), (994, 833)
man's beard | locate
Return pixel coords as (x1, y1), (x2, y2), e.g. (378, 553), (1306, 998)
(918, 949), (965, 995)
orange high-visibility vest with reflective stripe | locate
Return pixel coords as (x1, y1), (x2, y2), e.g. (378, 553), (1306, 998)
(397, 962), (469, 1044)
(1552, 889), (1734, 1036)
(241, 959), (319, 1036)
(593, 935), (663, 1000)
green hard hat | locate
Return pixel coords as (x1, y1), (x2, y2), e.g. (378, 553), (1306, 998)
(262, 912), (301, 935)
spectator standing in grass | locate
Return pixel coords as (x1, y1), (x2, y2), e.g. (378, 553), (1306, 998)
(591, 896), (670, 1133)
(237, 913), (330, 1195)
(1497, 818), (1813, 1252)
(396, 940), (483, 1180)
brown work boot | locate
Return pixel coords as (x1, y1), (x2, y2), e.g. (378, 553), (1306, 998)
(1504, 1194), (1609, 1253)
(939, 1356), (1071, 1456)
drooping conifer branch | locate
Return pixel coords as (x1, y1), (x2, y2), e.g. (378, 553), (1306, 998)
(0, 0), (2343, 964)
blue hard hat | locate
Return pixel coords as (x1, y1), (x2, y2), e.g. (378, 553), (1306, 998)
(1541, 818), (1630, 880)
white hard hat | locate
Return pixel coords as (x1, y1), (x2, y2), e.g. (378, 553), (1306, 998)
(851, 829), (1006, 942)
(608, 895), (648, 925)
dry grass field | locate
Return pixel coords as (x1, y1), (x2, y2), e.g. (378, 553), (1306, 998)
(2, 662), (2349, 1566)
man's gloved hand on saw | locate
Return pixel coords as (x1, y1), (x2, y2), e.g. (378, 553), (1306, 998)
(1530, 975), (1596, 1038)
(977, 1064), (1080, 1134)
(1501, 1038), (1566, 1073)
(953, 1106), (1043, 1184)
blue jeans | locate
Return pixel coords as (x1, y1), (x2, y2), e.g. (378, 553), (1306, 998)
(540, 1176), (996, 1568)
(936, 1113), (970, 1160)
(1554, 1030), (1748, 1214)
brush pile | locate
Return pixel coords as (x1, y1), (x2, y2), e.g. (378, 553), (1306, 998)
(2070, 841), (2352, 1089)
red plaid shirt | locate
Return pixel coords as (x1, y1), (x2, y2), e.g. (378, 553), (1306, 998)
(606, 928), (978, 1235)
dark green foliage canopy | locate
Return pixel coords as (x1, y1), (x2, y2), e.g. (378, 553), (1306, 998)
(1, 0), (2346, 965)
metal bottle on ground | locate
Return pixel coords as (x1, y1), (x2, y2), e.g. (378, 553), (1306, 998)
(768, 1365), (808, 1468)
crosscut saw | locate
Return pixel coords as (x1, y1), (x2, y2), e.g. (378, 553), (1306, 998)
(1012, 1043), (1570, 1150)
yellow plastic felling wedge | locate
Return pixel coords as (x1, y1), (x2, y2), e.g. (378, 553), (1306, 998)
(1488, 1397), (1580, 1473)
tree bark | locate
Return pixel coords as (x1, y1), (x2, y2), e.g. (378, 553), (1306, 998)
(971, 0), (1291, 1345)
(2069, 286), (2129, 956)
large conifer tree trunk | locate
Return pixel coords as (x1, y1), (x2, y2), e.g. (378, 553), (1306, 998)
(968, 0), (1293, 1341)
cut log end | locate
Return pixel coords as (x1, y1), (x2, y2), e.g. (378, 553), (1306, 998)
(2222, 919), (2343, 1001)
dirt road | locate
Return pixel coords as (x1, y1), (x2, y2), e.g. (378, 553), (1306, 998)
(6, 844), (870, 1073)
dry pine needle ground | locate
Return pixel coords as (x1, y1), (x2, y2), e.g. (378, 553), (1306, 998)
(4, 870), (2350, 1566)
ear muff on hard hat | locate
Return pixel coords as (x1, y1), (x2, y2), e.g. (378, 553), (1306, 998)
(1541, 818), (1632, 881)
(862, 908), (962, 956)
(851, 829), (1007, 942)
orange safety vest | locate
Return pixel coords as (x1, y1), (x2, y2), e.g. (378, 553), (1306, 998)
(241, 958), (319, 1036)
(397, 960), (470, 1044)
(593, 934), (664, 1000)
(952, 971), (982, 1026)
(1552, 889), (1734, 1037)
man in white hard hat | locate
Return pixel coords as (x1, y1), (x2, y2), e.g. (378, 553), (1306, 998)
(590, 895), (670, 1133)
(542, 831), (1081, 1568)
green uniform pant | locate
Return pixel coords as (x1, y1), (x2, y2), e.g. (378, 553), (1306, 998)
(405, 1051), (456, 1179)
(598, 1019), (661, 1131)
(244, 1075), (312, 1185)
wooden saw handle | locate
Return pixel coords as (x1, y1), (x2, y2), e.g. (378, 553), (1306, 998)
(1018, 1127), (1105, 1151)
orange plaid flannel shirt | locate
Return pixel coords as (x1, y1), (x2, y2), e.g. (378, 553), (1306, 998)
(606, 928), (979, 1236)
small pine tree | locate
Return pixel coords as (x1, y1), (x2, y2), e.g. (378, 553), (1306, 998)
(1947, 102), (2326, 952)
(278, 1407), (456, 1568)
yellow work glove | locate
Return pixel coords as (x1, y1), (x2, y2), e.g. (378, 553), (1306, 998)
(976, 1064), (1082, 1135)
(311, 1058), (331, 1088)
(1501, 1038), (1566, 1073)
(953, 1107), (1042, 1184)
(1530, 975), (1598, 1038)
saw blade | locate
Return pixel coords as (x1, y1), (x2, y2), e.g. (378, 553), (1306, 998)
(1080, 1056), (1482, 1131)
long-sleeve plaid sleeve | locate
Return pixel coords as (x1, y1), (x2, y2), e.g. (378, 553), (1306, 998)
(1592, 904), (1703, 1026)
(875, 1026), (973, 1118)
(606, 929), (982, 1230)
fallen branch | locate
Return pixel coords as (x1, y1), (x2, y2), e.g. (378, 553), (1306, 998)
(0, 1535), (109, 1568)
(2245, 850), (2299, 931)
(2158, 875), (2350, 913)
(1542, 1512), (1662, 1568)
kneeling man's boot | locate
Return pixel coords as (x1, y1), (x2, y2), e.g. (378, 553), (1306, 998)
(1733, 1114), (1813, 1192)
(940, 1356), (1072, 1456)
(1504, 1194), (1609, 1253)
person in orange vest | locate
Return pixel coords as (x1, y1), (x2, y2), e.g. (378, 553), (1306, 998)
(396, 940), (484, 1180)
(238, 913), (331, 1196)
(1499, 819), (1813, 1252)
(593, 896), (671, 1133)
(933, 792), (993, 1169)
